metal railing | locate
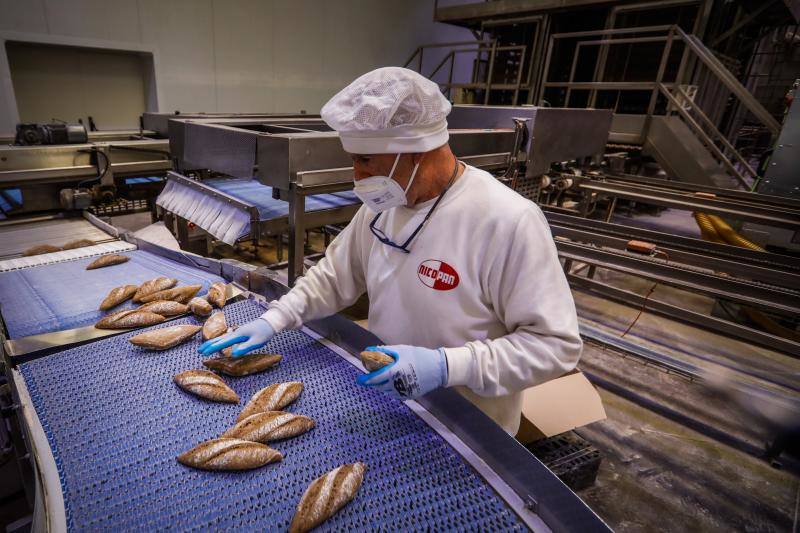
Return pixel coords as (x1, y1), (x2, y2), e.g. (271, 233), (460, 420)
(658, 83), (759, 189)
(404, 40), (529, 105)
(539, 24), (780, 189)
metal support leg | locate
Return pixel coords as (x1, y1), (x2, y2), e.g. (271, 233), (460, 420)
(605, 197), (618, 222)
(175, 216), (191, 250)
(288, 186), (306, 286)
(163, 212), (175, 237)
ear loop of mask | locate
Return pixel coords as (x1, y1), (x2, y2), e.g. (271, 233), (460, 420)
(403, 153), (424, 195)
(386, 153), (401, 180)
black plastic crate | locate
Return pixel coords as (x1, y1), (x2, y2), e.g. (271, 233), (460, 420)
(525, 431), (602, 491)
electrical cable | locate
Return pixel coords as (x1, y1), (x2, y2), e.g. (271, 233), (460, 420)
(76, 149), (110, 189)
(620, 249), (669, 338)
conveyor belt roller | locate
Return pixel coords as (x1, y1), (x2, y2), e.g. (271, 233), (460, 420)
(157, 176), (358, 245)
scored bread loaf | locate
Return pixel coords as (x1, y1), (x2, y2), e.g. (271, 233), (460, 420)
(237, 382), (303, 422)
(138, 285), (201, 304)
(86, 254), (129, 270)
(128, 324), (201, 350)
(95, 309), (165, 329)
(289, 463), (366, 533)
(133, 277), (178, 302)
(202, 312), (228, 340)
(189, 297), (212, 317)
(220, 411), (314, 443)
(137, 300), (188, 317)
(207, 281), (227, 308)
(360, 350), (395, 372)
(99, 285), (138, 311)
(203, 353), (282, 377)
(177, 438), (282, 471)
(174, 369), (239, 403)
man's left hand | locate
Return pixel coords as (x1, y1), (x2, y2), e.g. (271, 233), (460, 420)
(356, 345), (448, 400)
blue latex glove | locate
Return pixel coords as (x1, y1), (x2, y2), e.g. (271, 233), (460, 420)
(356, 345), (448, 400)
(198, 318), (275, 358)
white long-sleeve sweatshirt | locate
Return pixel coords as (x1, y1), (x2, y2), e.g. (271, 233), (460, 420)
(262, 164), (582, 434)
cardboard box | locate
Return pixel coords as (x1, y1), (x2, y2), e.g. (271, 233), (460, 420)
(516, 370), (606, 443)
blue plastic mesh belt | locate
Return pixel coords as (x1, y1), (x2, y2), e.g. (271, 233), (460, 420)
(205, 178), (359, 221)
(0, 250), (224, 338)
(124, 176), (164, 185)
(19, 300), (526, 531)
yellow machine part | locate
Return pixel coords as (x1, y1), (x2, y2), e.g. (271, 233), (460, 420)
(693, 212), (799, 342)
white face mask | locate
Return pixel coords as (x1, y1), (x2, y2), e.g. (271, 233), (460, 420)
(353, 154), (420, 213)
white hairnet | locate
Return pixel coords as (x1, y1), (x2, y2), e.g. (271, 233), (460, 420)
(320, 67), (451, 154)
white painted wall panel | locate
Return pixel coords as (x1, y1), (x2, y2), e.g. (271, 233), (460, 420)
(42, 0), (141, 42)
(7, 42), (146, 128)
(0, 0), (48, 33)
(0, 0), (471, 134)
(212, 0), (275, 112)
(137, 0), (217, 112)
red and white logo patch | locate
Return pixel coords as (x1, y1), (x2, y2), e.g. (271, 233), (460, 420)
(417, 259), (460, 291)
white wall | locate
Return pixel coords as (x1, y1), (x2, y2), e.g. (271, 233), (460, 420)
(0, 0), (472, 134)
(8, 42), (148, 129)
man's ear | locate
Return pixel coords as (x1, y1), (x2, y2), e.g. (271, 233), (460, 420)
(411, 152), (426, 165)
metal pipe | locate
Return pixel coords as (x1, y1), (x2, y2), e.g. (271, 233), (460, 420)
(484, 39), (497, 105)
(538, 33), (555, 105)
(646, 27), (676, 120)
(513, 46), (526, 105)
(551, 25), (674, 39)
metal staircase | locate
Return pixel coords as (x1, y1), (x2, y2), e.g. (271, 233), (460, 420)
(536, 24), (781, 190)
(404, 40), (529, 105)
(404, 14), (548, 106)
(408, 18), (784, 191)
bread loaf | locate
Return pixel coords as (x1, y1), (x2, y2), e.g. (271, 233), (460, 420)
(289, 463), (366, 533)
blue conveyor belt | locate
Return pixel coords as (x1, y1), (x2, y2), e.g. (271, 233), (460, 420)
(19, 300), (525, 531)
(124, 176), (164, 185)
(0, 188), (22, 217)
(205, 178), (359, 221)
(0, 250), (223, 338)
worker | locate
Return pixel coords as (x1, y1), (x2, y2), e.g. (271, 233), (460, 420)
(199, 67), (582, 435)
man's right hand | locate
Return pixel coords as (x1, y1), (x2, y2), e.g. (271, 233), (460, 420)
(198, 318), (275, 358)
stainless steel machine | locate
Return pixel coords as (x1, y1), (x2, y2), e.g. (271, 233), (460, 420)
(157, 106), (613, 283)
(0, 138), (172, 216)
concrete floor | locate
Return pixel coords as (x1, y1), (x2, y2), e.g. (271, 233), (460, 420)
(569, 261), (799, 531)
(576, 342), (798, 531)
